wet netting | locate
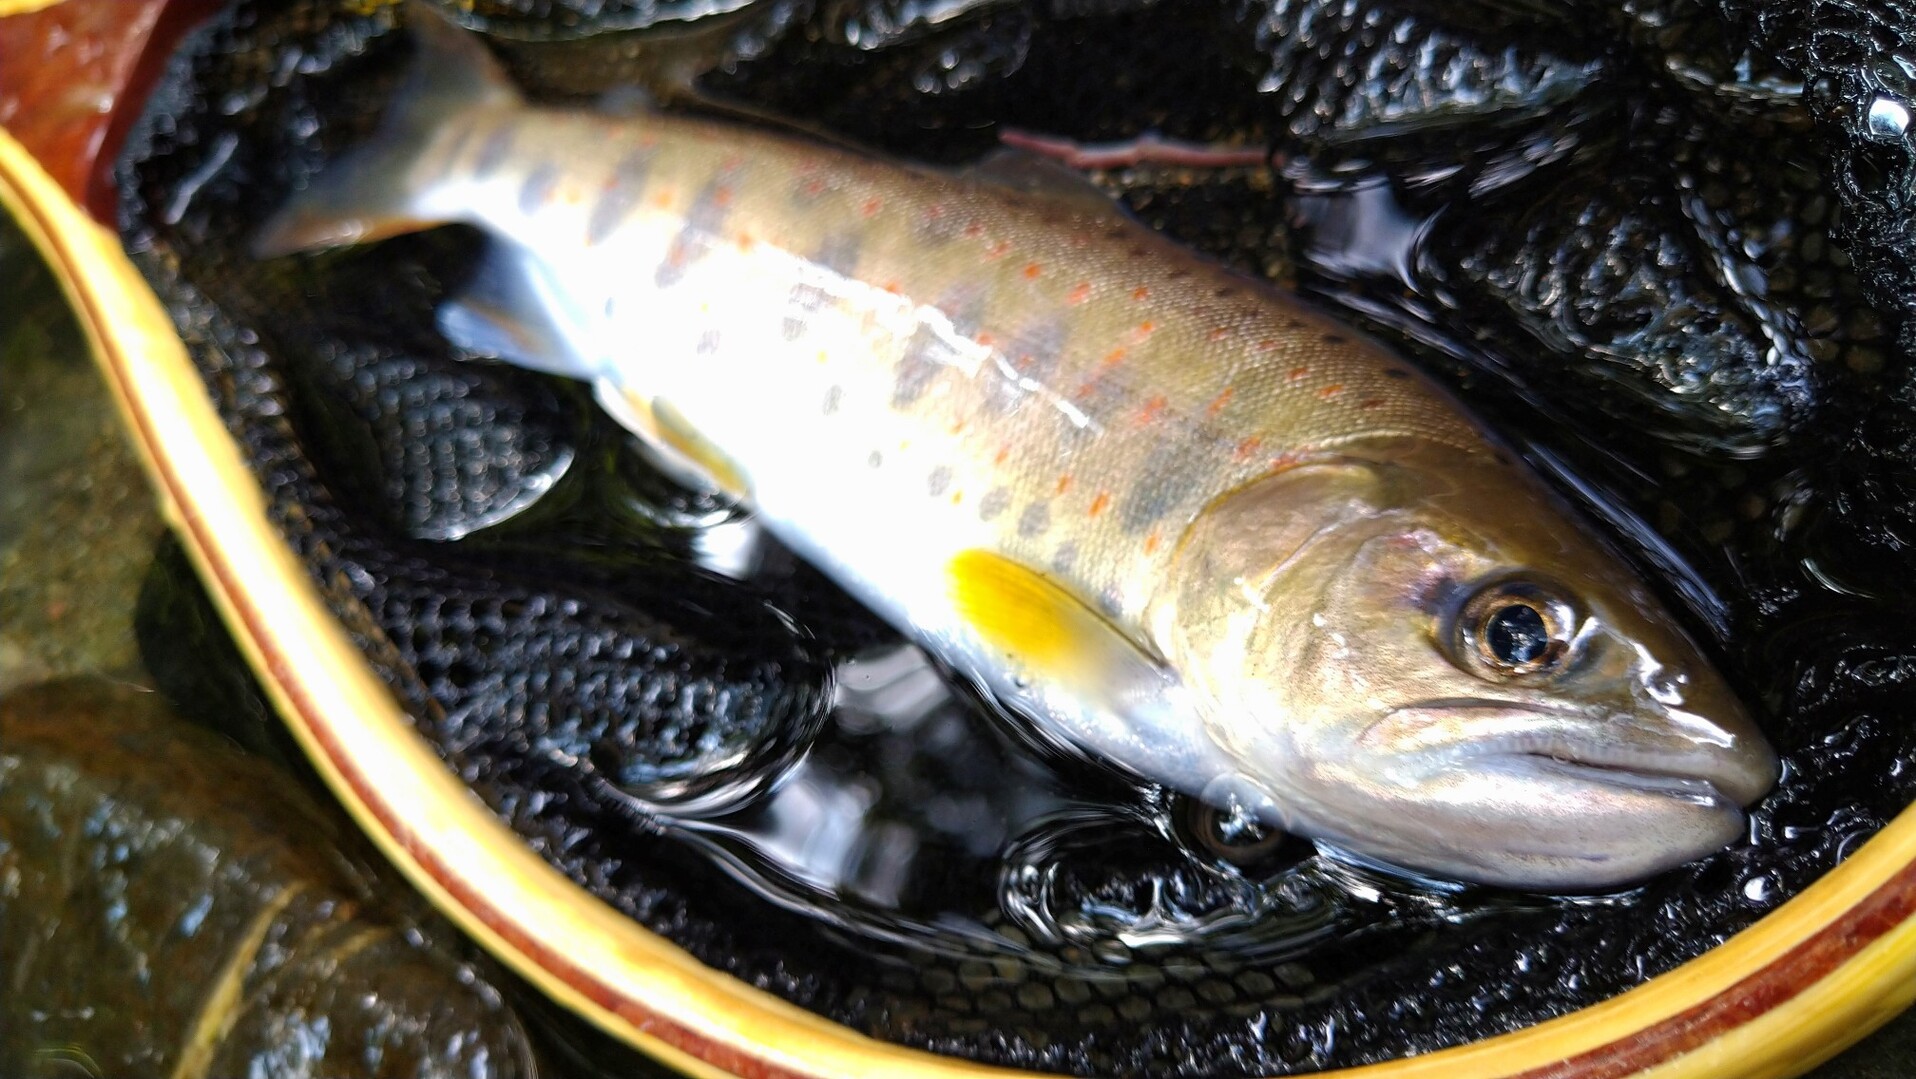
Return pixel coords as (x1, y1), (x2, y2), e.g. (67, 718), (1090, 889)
(117, 0), (1916, 1073)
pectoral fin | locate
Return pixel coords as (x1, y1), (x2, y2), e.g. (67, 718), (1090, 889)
(948, 550), (1172, 715)
(948, 550), (1251, 795)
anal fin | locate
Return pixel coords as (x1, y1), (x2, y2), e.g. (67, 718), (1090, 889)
(593, 380), (751, 501)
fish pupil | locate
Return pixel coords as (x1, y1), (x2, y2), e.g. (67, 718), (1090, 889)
(1487, 603), (1550, 665)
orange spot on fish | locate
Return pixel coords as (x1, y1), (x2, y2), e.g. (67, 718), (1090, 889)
(714, 186), (734, 208)
(1205, 387), (1235, 416)
(950, 418), (967, 434)
(1101, 346), (1128, 367)
(1073, 380), (1098, 400)
(1055, 474), (1073, 495)
(928, 202), (947, 219)
(1255, 338), (1280, 352)
(1132, 321), (1157, 342)
(1233, 435), (1263, 461)
(861, 196), (883, 217)
(1359, 397), (1386, 410)
(1131, 286), (1151, 301)
(801, 177), (827, 198)
(735, 231), (756, 251)
(1023, 263), (1043, 279)
(1144, 530), (1162, 555)
(1089, 492), (1112, 517)
(1317, 383), (1344, 399)
(1207, 327), (1230, 343)
(976, 331), (999, 348)
(1136, 395), (1168, 425)
(952, 491), (965, 505)
(994, 445), (1012, 465)
(963, 221), (986, 239)
(881, 280), (903, 294)
(652, 190), (675, 208)
(985, 240), (1012, 259)
(1288, 365), (1311, 381)
(1066, 282), (1092, 305)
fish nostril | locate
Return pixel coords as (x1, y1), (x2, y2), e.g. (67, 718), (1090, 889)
(1639, 666), (1686, 707)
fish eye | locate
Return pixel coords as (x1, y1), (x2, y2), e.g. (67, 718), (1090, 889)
(1452, 578), (1578, 680)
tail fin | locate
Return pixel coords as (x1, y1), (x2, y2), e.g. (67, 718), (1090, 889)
(253, 2), (521, 258)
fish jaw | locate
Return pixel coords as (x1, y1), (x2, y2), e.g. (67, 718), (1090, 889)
(1359, 691), (1777, 813)
(1298, 688), (1772, 890)
(1306, 734), (1752, 891)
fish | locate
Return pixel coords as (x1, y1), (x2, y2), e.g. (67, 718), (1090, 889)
(255, 4), (1779, 891)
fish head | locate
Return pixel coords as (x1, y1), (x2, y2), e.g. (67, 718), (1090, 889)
(1159, 442), (1778, 890)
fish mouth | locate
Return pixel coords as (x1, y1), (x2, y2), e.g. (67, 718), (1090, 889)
(1491, 752), (1735, 807)
(1372, 697), (1757, 807)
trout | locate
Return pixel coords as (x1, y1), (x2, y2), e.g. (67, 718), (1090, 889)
(257, 6), (1778, 890)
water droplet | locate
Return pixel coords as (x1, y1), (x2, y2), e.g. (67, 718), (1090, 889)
(1867, 97), (1910, 138)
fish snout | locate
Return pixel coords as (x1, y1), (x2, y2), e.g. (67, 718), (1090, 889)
(1633, 663), (1778, 809)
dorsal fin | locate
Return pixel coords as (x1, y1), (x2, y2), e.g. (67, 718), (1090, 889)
(959, 147), (1133, 222)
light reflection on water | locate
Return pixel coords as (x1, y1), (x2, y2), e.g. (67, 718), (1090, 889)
(670, 642), (1074, 921)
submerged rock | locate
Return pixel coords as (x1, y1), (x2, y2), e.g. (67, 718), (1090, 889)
(0, 679), (540, 1079)
(0, 222), (164, 697)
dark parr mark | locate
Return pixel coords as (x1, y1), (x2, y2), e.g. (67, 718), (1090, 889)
(439, 123), (478, 167)
(822, 385), (843, 415)
(655, 172), (737, 288)
(784, 234), (861, 341)
(473, 124), (515, 176)
(1121, 441), (1203, 534)
(978, 487), (1012, 522)
(519, 164), (560, 215)
(587, 147), (655, 246)
(892, 287), (984, 410)
(697, 329), (723, 355)
(927, 465), (952, 496)
(984, 314), (1068, 417)
(1018, 501), (1051, 538)
(1382, 368), (1412, 380)
(1052, 541), (1079, 574)
(893, 325), (953, 408)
